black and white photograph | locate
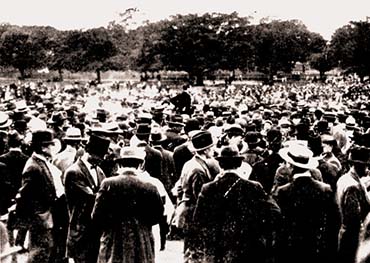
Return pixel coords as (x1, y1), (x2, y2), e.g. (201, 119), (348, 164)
(0, 0), (370, 262)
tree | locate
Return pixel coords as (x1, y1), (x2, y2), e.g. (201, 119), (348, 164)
(155, 13), (229, 85)
(309, 49), (334, 81)
(253, 20), (326, 82)
(55, 28), (117, 83)
(0, 29), (49, 78)
(330, 21), (370, 81)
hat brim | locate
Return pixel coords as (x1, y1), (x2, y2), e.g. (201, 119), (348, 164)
(0, 119), (12, 129)
(279, 148), (318, 170)
(189, 142), (214, 152)
(168, 121), (185, 127)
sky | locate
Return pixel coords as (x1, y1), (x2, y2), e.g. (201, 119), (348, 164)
(1, 0), (370, 40)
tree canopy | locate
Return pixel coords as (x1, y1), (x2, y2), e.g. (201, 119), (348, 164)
(0, 13), (369, 83)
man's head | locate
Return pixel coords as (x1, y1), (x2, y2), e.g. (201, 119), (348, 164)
(116, 146), (146, 170)
(85, 134), (110, 165)
(216, 145), (244, 170)
(31, 129), (56, 158)
(349, 146), (370, 176)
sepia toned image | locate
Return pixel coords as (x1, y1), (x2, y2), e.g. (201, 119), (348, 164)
(0, 0), (370, 262)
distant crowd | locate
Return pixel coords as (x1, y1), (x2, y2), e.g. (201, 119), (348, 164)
(0, 78), (369, 263)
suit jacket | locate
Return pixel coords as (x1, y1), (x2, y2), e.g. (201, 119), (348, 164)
(0, 149), (28, 214)
(274, 176), (340, 263)
(153, 145), (176, 193)
(92, 169), (164, 263)
(144, 144), (162, 181)
(16, 154), (57, 262)
(173, 142), (194, 180)
(64, 159), (105, 260)
(193, 172), (281, 263)
(336, 168), (370, 263)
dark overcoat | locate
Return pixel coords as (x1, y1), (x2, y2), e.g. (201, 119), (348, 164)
(192, 172), (281, 263)
(336, 168), (370, 263)
(16, 154), (57, 263)
(0, 149), (28, 214)
(64, 159), (105, 263)
(91, 170), (164, 263)
(274, 176), (340, 263)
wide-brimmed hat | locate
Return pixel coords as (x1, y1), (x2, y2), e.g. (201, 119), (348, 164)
(190, 130), (214, 151)
(0, 112), (12, 129)
(86, 134), (110, 158)
(348, 146), (370, 165)
(14, 100), (29, 113)
(31, 129), (56, 146)
(216, 145), (244, 162)
(63, 127), (86, 141)
(118, 146), (146, 161)
(279, 143), (318, 170)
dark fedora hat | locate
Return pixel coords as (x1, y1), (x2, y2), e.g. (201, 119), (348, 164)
(245, 131), (261, 145)
(86, 134), (110, 158)
(348, 146), (370, 165)
(31, 129), (56, 146)
(190, 130), (214, 151)
(216, 145), (244, 161)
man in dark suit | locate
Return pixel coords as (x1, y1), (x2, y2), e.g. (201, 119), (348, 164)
(192, 145), (281, 263)
(134, 124), (163, 182)
(64, 134), (110, 263)
(337, 146), (370, 263)
(274, 142), (340, 263)
(0, 130), (28, 210)
(92, 146), (164, 263)
(15, 129), (60, 263)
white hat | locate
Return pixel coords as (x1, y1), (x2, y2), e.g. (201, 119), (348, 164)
(279, 143), (318, 170)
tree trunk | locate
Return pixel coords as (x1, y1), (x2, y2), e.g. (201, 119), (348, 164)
(18, 68), (26, 80)
(58, 68), (63, 81)
(195, 72), (204, 86)
(96, 69), (101, 83)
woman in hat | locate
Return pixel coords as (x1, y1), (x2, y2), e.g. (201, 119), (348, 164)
(191, 145), (281, 263)
(274, 143), (340, 263)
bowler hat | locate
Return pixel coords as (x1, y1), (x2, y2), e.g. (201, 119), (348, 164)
(225, 124), (244, 137)
(245, 131), (261, 145)
(136, 124), (151, 136)
(32, 130), (56, 146)
(86, 134), (110, 158)
(191, 130), (214, 151)
(216, 145), (244, 162)
(150, 128), (167, 144)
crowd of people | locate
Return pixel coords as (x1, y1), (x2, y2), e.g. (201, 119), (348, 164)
(0, 78), (369, 263)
